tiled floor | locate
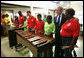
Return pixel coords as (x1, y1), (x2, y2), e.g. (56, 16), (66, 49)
(1, 36), (33, 57)
(74, 36), (83, 57)
(1, 36), (83, 57)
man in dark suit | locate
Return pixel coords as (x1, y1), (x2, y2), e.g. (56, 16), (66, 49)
(54, 7), (67, 57)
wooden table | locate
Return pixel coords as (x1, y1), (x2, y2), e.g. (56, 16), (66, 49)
(15, 30), (55, 57)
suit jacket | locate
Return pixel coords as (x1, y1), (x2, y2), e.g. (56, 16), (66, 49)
(48, 14), (67, 46)
(54, 14), (67, 36)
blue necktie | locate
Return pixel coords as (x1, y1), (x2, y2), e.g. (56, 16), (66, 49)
(57, 16), (60, 26)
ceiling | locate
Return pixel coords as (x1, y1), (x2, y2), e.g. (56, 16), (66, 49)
(52, 1), (71, 4)
(1, 3), (30, 8)
(51, 1), (71, 8)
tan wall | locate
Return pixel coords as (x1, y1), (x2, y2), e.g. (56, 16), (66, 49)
(48, 10), (55, 19)
(1, 7), (30, 15)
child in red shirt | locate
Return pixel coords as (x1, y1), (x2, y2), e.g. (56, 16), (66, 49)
(18, 11), (24, 27)
(14, 16), (19, 28)
(26, 11), (37, 34)
(32, 14), (45, 35)
(11, 16), (19, 28)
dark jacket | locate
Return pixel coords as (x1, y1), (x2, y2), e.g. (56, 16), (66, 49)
(50, 14), (67, 46)
(54, 14), (67, 35)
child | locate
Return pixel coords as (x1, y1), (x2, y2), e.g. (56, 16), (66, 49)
(14, 16), (19, 28)
(23, 16), (28, 31)
(44, 15), (55, 57)
(1, 15), (7, 36)
(18, 11), (24, 27)
(44, 15), (55, 37)
(32, 14), (45, 36)
(11, 16), (19, 28)
(4, 14), (11, 26)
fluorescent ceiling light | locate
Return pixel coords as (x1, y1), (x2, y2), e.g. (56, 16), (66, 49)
(63, 1), (71, 3)
(60, 1), (64, 5)
(53, 1), (59, 2)
(51, 1), (60, 4)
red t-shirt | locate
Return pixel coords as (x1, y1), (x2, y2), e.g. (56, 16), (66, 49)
(14, 19), (19, 28)
(18, 14), (24, 24)
(1, 17), (4, 22)
(35, 20), (45, 35)
(60, 17), (80, 38)
(27, 16), (36, 29)
(1, 19), (4, 22)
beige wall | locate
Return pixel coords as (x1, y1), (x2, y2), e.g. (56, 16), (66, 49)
(70, 1), (83, 24)
(48, 10), (55, 19)
(1, 7), (30, 15)
(1, 1), (57, 10)
(33, 8), (55, 19)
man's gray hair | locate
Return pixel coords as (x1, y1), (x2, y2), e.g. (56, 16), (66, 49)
(57, 6), (63, 12)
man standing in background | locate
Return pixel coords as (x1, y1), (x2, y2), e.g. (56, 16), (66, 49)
(43, 15), (54, 23)
(18, 11), (24, 27)
(54, 7), (67, 57)
(43, 15), (47, 22)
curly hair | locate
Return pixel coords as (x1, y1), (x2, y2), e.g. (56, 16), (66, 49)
(66, 8), (75, 17)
